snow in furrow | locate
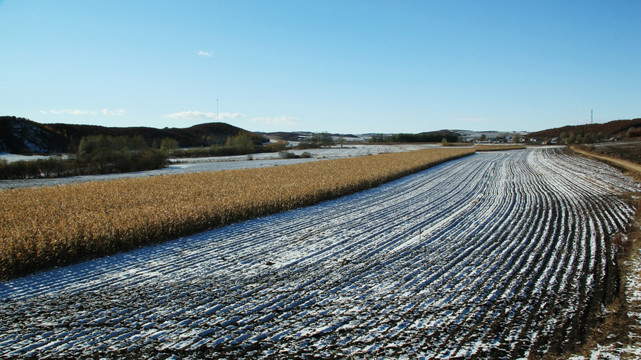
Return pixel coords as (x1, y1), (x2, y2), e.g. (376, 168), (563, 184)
(0, 148), (638, 359)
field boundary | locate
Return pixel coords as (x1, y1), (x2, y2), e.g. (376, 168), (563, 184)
(568, 145), (641, 359)
(571, 145), (641, 178)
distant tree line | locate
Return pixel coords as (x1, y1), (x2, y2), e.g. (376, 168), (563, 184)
(170, 133), (288, 158)
(0, 132), (289, 179)
(170, 132), (338, 158)
(0, 135), (168, 179)
(297, 132), (335, 149)
(0, 156), (78, 179)
(76, 135), (168, 174)
(560, 131), (607, 145)
(369, 132), (460, 143)
(1, 131), (350, 179)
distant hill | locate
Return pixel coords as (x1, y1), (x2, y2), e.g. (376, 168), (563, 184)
(258, 131), (363, 142)
(527, 118), (641, 139)
(259, 130), (460, 143)
(258, 131), (313, 142)
(0, 116), (267, 154)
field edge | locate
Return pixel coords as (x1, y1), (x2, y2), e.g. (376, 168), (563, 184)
(565, 146), (641, 359)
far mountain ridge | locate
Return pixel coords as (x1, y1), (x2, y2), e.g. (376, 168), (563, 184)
(0, 116), (267, 154)
(527, 118), (641, 139)
(3, 115), (640, 155)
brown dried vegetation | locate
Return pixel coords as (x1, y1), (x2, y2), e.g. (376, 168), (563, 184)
(0, 148), (474, 280)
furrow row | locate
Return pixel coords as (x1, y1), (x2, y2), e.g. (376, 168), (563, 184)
(0, 148), (637, 359)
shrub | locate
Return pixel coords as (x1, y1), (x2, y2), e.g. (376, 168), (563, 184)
(160, 138), (179, 154)
(224, 134), (255, 153)
(298, 132), (335, 149)
(627, 127), (641, 138)
(77, 135), (167, 174)
(279, 151), (298, 159)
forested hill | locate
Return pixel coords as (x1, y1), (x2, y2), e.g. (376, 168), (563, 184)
(0, 116), (267, 154)
(527, 118), (641, 139)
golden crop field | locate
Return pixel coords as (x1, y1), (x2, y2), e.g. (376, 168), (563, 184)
(475, 144), (526, 151)
(0, 148), (474, 280)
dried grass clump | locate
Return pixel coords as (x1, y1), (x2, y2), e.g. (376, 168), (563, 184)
(0, 148), (474, 280)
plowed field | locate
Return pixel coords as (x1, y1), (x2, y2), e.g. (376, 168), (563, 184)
(0, 148), (638, 359)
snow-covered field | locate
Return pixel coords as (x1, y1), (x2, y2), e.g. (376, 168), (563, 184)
(0, 148), (638, 358)
(569, 247), (641, 359)
(0, 153), (67, 163)
(178, 143), (445, 162)
(0, 144), (444, 189)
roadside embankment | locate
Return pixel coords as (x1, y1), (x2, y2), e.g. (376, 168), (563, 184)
(571, 145), (641, 179)
(568, 145), (641, 359)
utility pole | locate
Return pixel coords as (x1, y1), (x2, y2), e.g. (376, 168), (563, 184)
(217, 98), (219, 122)
(591, 109), (593, 124)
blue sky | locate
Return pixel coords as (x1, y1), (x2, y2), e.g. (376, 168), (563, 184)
(1, 0), (639, 133)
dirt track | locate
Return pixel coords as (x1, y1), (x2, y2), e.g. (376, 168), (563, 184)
(572, 146), (641, 175)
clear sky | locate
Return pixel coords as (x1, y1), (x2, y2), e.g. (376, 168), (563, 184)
(1, 0), (639, 134)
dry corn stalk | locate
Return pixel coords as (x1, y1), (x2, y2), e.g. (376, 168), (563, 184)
(0, 148), (474, 279)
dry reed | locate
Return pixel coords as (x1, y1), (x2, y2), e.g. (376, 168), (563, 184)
(0, 148), (474, 280)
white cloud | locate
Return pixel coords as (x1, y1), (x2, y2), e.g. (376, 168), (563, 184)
(250, 116), (300, 127)
(40, 109), (95, 115)
(197, 50), (213, 57)
(164, 110), (245, 121)
(102, 109), (126, 117)
(456, 117), (486, 124)
(40, 109), (126, 117)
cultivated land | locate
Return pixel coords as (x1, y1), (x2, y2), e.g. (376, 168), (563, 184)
(567, 144), (641, 359)
(0, 143), (446, 190)
(0, 148), (638, 358)
(0, 147), (473, 280)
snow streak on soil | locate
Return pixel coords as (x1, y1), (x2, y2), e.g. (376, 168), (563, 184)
(0, 148), (638, 359)
(570, 248), (641, 359)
